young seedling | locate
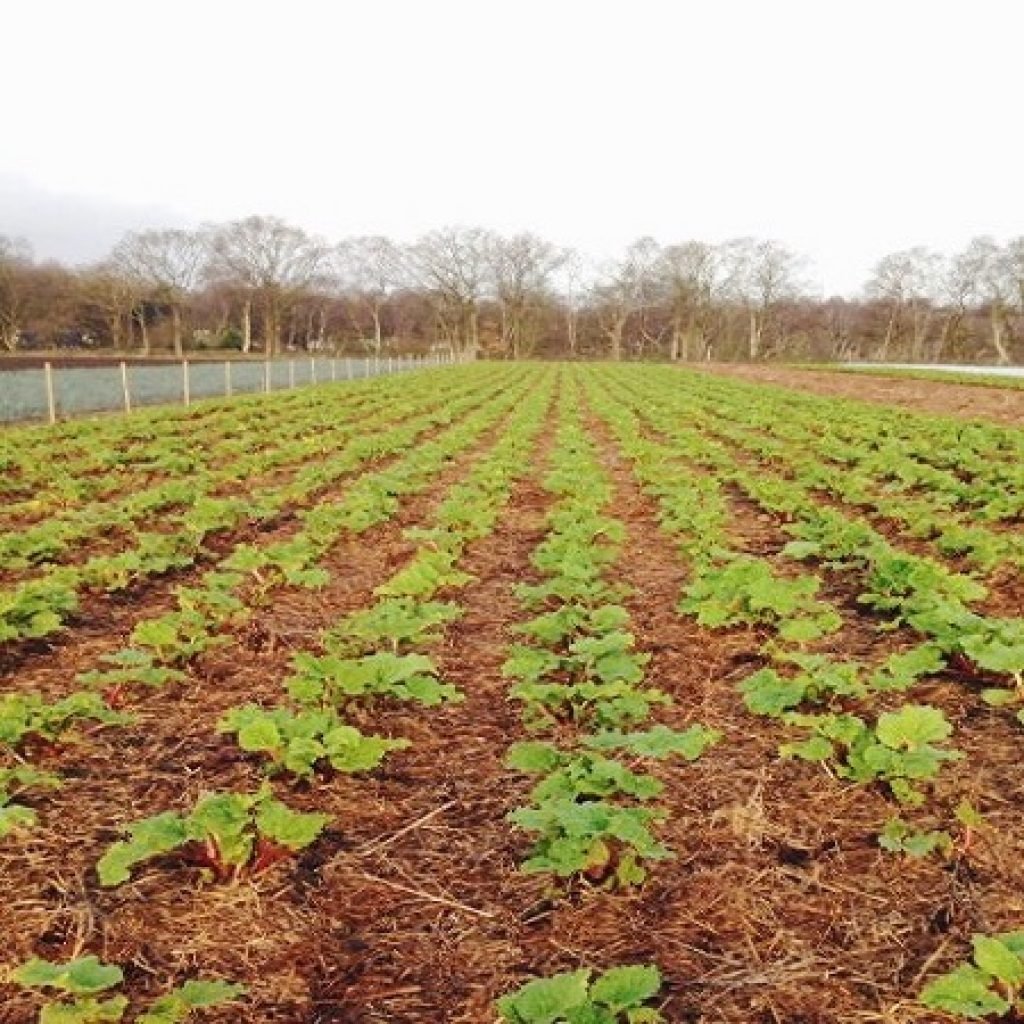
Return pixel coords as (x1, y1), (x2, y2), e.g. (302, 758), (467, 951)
(0, 691), (131, 752)
(97, 784), (327, 886)
(0, 766), (62, 837)
(217, 704), (409, 778)
(921, 933), (1024, 1018)
(497, 964), (664, 1023)
(10, 956), (246, 1024)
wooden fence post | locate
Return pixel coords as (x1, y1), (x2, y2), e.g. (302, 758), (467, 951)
(43, 362), (56, 424)
(120, 361), (132, 414)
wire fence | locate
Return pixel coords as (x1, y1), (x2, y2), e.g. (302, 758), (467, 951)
(0, 354), (458, 425)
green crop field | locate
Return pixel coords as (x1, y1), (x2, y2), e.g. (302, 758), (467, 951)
(1, 363), (1023, 1023)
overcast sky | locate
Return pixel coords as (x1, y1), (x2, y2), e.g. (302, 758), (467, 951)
(4, 0), (1021, 295)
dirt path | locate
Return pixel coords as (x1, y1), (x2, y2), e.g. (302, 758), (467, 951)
(696, 365), (1024, 426)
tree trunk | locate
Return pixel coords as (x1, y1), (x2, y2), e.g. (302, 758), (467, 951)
(991, 307), (1011, 364)
(170, 304), (183, 357)
(138, 310), (151, 356)
(669, 318), (682, 361)
(468, 306), (479, 357)
(265, 297), (280, 355)
(877, 304), (900, 361)
(609, 316), (625, 361)
(748, 310), (762, 360)
(372, 307), (382, 354)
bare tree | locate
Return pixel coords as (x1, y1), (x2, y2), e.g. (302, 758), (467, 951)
(558, 250), (586, 358)
(78, 264), (140, 350)
(589, 239), (666, 360)
(625, 237), (667, 356)
(865, 247), (942, 360)
(206, 216), (328, 354)
(486, 232), (565, 359)
(954, 237), (1014, 364)
(0, 236), (33, 351)
(408, 227), (495, 356)
(332, 235), (406, 354)
(111, 228), (207, 356)
(658, 241), (718, 361)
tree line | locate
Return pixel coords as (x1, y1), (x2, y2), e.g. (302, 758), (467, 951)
(1, 218), (1022, 363)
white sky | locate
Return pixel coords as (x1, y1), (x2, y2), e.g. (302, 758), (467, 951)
(4, 0), (1022, 295)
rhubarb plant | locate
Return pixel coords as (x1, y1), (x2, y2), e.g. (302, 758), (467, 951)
(920, 933), (1024, 1019)
(10, 956), (245, 1024)
(97, 784), (327, 886)
(0, 766), (61, 837)
(497, 964), (664, 1023)
(679, 555), (841, 643)
(878, 817), (953, 858)
(0, 691), (130, 750)
(217, 704), (408, 778)
(328, 598), (461, 654)
(509, 795), (670, 886)
(506, 742), (664, 802)
(286, 651), (461, 707)
(584, 723), (721, 761)
(781, 704), (961, 805)
(10, 956), (127, 1024)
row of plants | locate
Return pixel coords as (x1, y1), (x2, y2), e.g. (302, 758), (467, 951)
(0, 368), (462, 576)
(502, 379), (719, 891)
(669, 378), (1024, 573)
(2, 370), (564, 1022)
(0, 365), (442, 517)
(74, 375), (537, 705)
(687, 369), (1023, 520)
(0, 367), (520, 645)
(4, 953), (670, 1024)
(584, 370), (967, 831)
(218, 369), (556, 790)
(0, 374), (534, 852)
(603, 368), (1024, 724)
(588, 366), (1024, 1020)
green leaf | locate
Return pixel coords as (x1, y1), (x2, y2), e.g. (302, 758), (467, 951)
(972, 934), (1024, 986)
(254, 796), (328, 851)
(590, 966), (661, 1012)
(506, 742), (564, 774)
(779, 735), (834, 762)
(584, 725), (720, 761)
(739, 669), (806, 716)
(14, 956), (124, 995)
(137, 979), (246, 1024)
(39, 996), (129, 1023)
(875, 705), (952, 751)
(97, 811), (191, 886)
(497, 970), (592, 1023)
(920, 963), (1009, 1018)
(0, 802), (38, 835)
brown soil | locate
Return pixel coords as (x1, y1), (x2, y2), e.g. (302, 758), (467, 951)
(697, 364), (1024, 426)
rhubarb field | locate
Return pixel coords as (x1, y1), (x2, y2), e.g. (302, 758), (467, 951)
(1, 363), (1023, 1023)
